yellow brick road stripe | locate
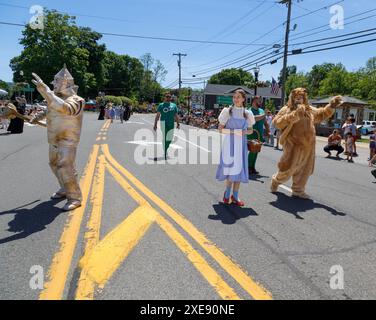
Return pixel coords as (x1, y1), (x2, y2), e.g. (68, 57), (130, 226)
(79, 205), (157, 288)
(79, 161), (240, 299)
(101, 144), (272, 300)
(75, 155), (106, 300)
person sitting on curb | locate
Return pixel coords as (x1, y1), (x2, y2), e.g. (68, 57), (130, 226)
(369, 154), (376, 180)
(324, 129), (344, 158)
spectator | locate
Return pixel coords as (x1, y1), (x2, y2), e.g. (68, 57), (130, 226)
(342, 117), (358, 156)
(345, 132), (355, 163)
(265, 110), (275, 147)
(7, 94), (25, 134)
(369, 154), (376, 180)
(324, 129), (344, 158)
(369, 129), (376, 161)
(108, 105), (115, 123)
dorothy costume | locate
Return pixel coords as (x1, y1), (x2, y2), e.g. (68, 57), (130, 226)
(216, 106), (255, 183)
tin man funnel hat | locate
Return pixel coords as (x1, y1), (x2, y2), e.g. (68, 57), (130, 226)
(51, 64), (79, 94)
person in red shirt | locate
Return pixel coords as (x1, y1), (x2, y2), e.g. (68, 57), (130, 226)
(324, 129), (344, 158)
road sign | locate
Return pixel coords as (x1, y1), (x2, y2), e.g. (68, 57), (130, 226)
(217, 96), (233, 105)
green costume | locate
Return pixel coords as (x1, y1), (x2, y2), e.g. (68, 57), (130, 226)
(247, 107), (265, 170)
(157, 102), (178, 158)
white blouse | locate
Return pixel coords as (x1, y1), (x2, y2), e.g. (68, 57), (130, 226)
(218, 106), (255, 128)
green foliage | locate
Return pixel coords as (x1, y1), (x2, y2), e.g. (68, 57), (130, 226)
(306, 63), (336, 97)
(96, 95), (135, 106)
(281, 58), (376, 107)
(285, 72), (309, 97)
(265, 99), (276, 113)
(318, 65), (359, 96)
(9, 10), (167, 102)
(278, 65), (297, 84)
(0, 80), (9, 91)
(10, 10), (106, 98)
(209, 68), (255, 86)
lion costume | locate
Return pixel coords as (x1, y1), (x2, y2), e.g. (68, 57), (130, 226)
(271, 88), (343, 199)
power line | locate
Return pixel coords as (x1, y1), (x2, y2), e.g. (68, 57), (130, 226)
(298, 37), (376, 54)
(190, 5), (376, 77)
(238, 28), (376, 69)
(289, 7), (376, 42)
(101, 31), (268, 46)
(0, 20), (269, 46)
(291, 26), (376, 46)
(243, 36), (376, 71)
(188, 0), (345, 74)
(184, 0), (269, 55)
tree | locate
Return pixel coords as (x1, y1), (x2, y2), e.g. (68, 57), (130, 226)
(285, 72), (309, 97)
(265, 99), (276, 113)
(153, 60), (167, 83)
(318, 65), (358, 96)
(102, 51), (144, 98)
(10, 10), (106, 98)
(278, 65), (297, 84)
(366, 56), (376, 73)
(140, 53), (154, 73)
(0, 80), (9, 91)
(139, 53), (166, 102)
(208, 68), (255, 86)
(307, 63), (336, 97)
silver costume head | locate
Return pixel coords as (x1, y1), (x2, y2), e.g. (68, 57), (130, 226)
(51, 64), (79, 96)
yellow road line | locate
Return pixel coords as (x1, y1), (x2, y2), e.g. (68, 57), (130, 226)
(102, 144), (272, 300)
(154, 213), (240, 300)
(39, 144), (100, 300)
(79, 205), (156, 288)
(81, 161), (240, 299)
(75, 155), (106, 300)
(101, 120), (110, 130)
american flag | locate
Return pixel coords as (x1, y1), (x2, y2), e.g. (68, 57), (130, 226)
(271, 77), (280, 96)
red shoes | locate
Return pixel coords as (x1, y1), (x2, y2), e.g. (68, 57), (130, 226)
(223, 193), (230, 204)
(223, 194), (245, 207)
(231, 196), (245, 207)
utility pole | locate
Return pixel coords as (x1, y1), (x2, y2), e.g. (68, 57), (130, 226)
(173, 53), (187, 104)
(280, 0), (293, 106)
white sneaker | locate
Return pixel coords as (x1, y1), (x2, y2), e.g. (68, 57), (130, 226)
(63, 200), (81, 211)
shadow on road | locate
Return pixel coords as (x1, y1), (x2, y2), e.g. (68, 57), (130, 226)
(249, 174), (269, 184)
(0, 200), (63, 244)
(210, 204), (258, 225)
(270, 192), (347, 220)
(324, 156), (344, 161)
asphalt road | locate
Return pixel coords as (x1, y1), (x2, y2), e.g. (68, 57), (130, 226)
(0, 112), (375, 300)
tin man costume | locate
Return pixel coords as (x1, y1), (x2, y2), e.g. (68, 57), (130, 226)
(31, 66), (85, 211)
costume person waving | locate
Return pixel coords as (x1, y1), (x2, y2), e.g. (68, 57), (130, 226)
(31, 66), (85, 211)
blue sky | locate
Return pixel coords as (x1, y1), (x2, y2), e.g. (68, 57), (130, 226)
(0, 0), (375, 89)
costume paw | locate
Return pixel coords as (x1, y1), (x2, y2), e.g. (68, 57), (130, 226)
(292, 192), (310, 199)
(63, 200), (81, 211)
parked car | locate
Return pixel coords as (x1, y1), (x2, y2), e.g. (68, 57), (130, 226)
(361, 120), (376, 134)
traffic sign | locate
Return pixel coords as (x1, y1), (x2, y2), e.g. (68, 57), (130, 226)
(216, 96), (233, 105)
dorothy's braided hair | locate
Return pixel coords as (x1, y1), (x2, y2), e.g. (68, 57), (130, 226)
(229, 89), (248, 119)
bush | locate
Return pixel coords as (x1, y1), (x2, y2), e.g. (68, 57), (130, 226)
(96, 95), (138, 106)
